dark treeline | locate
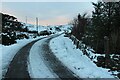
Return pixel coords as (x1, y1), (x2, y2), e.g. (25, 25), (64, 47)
(71, 1), (120, 54)
(0, 13), (29, 45)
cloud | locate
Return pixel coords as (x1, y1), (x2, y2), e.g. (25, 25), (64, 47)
(2, 2), (94, 26)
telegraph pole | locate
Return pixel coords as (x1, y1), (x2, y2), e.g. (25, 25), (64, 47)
(25, 16), (28, 33)
(36, 17), (38, 34)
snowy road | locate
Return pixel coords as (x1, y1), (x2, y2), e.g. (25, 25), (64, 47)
(4, 34), (80, 79)
(4, 37), (46, 78)
(39, 34), (80, 79)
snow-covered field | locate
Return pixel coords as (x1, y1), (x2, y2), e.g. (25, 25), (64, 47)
(25, 23), (72, 33)
(50, 34), (115, 78)
(28, 37), (58, 78)
(1, 36), (46, 79)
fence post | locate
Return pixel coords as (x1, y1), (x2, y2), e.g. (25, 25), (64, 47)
(104, 36), (110, 68)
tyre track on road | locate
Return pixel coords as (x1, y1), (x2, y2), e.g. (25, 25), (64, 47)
(41, 34), (81, 80)
(4, 37), (46, 79)
(4, 34), (82, 80)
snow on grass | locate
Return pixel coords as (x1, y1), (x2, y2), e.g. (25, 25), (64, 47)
(1, 36), (46, 78)
(85, 48), (105, 62)
(28, 38), (57, 78)
(50, 34), (115, 78)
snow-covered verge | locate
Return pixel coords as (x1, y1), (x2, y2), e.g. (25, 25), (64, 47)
(50, 34), (115, 78)
(0, 36), (46, 79)
(85, 47), (120, 78)
(28, 37), (57, 78)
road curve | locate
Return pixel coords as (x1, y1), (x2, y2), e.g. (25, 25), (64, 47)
(4, 37), (46, 79)
(40, 34), (81, 80)
(3, 34), (81, 80)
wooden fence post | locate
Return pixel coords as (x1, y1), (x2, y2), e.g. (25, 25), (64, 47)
(104, 36), (110, 67)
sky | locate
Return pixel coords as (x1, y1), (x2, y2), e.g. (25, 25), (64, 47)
(1, 1), (98, 26)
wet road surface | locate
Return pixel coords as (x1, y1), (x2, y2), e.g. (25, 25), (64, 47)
(4, 37), (46, 79)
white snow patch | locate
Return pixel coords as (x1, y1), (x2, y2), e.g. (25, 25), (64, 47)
(1, 36), (46, 78)
(50, 34), (115, 78)
(28, 37), (57, 78)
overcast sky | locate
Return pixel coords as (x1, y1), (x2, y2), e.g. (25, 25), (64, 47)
(2, 1), (98, 26)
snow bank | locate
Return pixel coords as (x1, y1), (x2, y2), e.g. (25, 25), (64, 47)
(1, 36), (45, 78)
(28, 38), (57, 78)
(50, 34), (114, 78)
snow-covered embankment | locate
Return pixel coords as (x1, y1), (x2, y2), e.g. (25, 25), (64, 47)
(50, 34), (114, 78)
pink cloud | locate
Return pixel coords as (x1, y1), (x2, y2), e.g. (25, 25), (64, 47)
(38, 16), (70, 26)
